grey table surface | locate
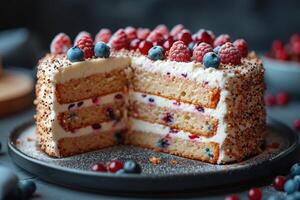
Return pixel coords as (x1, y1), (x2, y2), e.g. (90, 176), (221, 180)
(0, 69), (299, 200)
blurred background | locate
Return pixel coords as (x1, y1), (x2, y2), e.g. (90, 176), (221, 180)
(0, 0), (300, 68)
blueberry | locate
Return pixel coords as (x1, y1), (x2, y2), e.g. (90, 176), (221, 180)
(203, 52), (220, 69)
(116, 169), (126, 175)
(291, 163), (300, 177)
(294, 175), (300, 185)
(284, 179), (299, 194)
(67, 47), (84, 62)
(148, 46), (164, 61)
(94, 42), (110, 58)
(213, 46), (221, 54)
(123, 160), (142, 174)
(0, 166), (19, 200)
(188, 42), (195, 50)
(287, 192), (300, 200)
(19, 180), (36, 198)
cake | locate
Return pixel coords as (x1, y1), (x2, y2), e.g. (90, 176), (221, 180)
(35, 25), (266, 164)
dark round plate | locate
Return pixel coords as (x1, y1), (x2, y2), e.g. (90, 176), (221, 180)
(7, 118), (298, 193)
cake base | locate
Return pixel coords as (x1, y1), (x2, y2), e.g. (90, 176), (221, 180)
(8, 119), (298, 193)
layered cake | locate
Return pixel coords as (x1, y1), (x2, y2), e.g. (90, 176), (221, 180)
(35, 25), (266, 164)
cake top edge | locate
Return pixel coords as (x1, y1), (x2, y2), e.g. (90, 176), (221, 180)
(42, 25), (263, 73)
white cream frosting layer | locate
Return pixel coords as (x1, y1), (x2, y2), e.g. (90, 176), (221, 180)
(48, 56), (130, 83)
(131, 56), (233, 88)
(55, 92), (125, 112)
(129, 91), (220, 116)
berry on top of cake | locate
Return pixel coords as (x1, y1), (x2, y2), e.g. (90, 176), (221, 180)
(35, 25), (265, 164)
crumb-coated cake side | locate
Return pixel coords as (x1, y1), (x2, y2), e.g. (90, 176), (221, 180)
(35, 26), (266, 164)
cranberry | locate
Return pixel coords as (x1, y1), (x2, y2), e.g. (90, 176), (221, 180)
(107, 160), (124, 173)
(138, 40), (153, 55)
(265, 95), (276, 106)
(248, 188), (262, 200)
(129, 39), (141, 50)
(293, 119), (300, 130)
(273, 175), (286, 191)
(225, 194), (239, 200)
(178, 29), (192, 45)
(92, 162), (107, 172)
(276, 92), (289, 105)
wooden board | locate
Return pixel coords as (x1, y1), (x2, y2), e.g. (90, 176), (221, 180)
(0, 71), (33, 117)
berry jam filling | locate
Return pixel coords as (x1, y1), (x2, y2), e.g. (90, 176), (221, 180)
(114, 94), (123, 100)
(92, 123), (102, 130)
(148, 97), (155, 103)
(162, 113), (173, 124)
(68, 104), (75, 110)
(195, 106), (204, 112)
(189, 134), (199, 139)
(106, 108), (115, 120)
(181, 73), (187, 78)
(169, 128), (179, 134)
(141, 94), (147, 98)
(173, 101), (181, 106)
(156, 138), (170, 148)
(77, 102), (84, 107)
(92, 97), (99, 104)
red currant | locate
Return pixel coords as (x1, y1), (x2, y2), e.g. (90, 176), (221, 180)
(107, 160), (124, 173)
(178, 29), (192, 45)
(91, 162), (107, 172)
(276, 92), (289, 105)
(273, 175), (286, 191)
(248, 188), (262, 200)
(138, 40), (153, 55)
(130, 39), (141, 50)
(225, 194), (239, 200)
(294, 119), (300, 130)
(265, 95), (276, 106)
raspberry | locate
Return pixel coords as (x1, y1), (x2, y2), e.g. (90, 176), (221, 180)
(276, 92), (289, 105)
(129, 38), (141, 50)
(154, 24), (169, 35)
(95, 28), (112, 43)
(76, 35), (94, 59)
(146, 30), (165, 45)
(138, 40), (153, 55)
(193, 42), (213, 62)
(214, 34), (231, 47)
(124, 26), (137, 41)
(109, 29), (129, 50)
(233, 39), (248, 57)
(170, 24), (185, 37)
(168, 41), (191, 62)
(193, 29), (215, 45)
(177, 29), (192, 45)
(265, 94), (276, 106)
(74, 31), (92, 45)
(218, 42), (241, 65)
(293, 119), (300, 130)
(137, 28), (150, 40)
(50, 33), (72, 54)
